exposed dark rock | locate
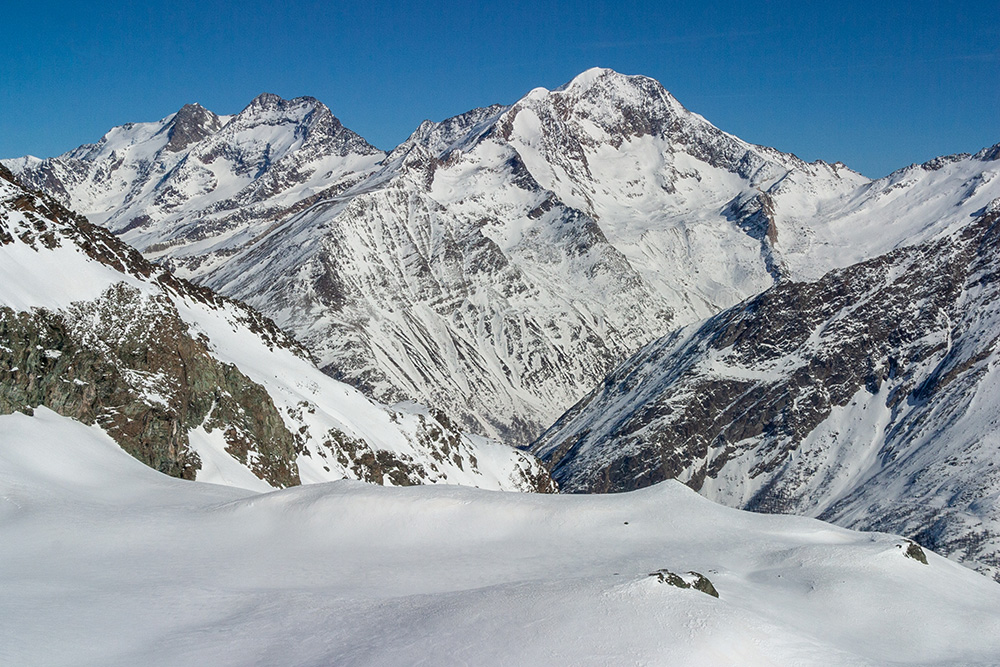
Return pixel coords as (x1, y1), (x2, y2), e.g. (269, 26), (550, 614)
(648, 569), (719, 597)
(900, 540), (929, 565)
(534, 201), (1000, 579)
(0, 282), (300, 486)
(161, 103), (224, 153)
(974, 143), (1000, 162)
(0, 167), (308, 485)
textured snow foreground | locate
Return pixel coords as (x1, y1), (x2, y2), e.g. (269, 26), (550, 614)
(3, 410), (1000, 667)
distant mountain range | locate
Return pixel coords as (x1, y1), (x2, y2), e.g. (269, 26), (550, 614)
(5, 67), (1000, 580)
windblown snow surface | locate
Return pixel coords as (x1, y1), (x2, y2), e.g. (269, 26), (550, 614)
(3, 409), (1000, 666)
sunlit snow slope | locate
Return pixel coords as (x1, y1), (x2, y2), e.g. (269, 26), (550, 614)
(0, 165), (552, 492)
(2, 408), (1000, 666)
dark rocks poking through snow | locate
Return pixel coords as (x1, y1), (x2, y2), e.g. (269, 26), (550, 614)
(648, 569), (720, 597)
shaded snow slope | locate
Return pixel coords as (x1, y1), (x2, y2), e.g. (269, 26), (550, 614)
(0, 166), (552, 492)
(534, 197), (1000, 579)
(2, 408), (1000, 666)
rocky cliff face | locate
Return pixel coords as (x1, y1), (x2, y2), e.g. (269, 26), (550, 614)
(533, 193), (1000, 579)
(0, 284), (300, 485)
(0, 165), (554, 492)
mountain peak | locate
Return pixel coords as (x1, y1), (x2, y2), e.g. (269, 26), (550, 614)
(164, 103), (223, 152)
(248, 91), (287, 109)
(555, 67), (624, 91)
(975, 142), (1000, 162)
(509, 68), (682, 129)
(244, 92), (325, 112)
(553, 67), (672, 100)
(515, 69), (657, 106)
(395, 104), (508, 159)
(495, 67), (795, 188)
(236, 93), (341, 131)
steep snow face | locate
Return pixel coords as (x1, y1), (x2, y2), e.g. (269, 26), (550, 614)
(169, 72), (813, 443)
(6, 71), (999, 446)
(4, 408), (1000, 666)
(533, 198), (1000, 579)
(0, 166), (553, 492)
(202, 128), (677, 444)
(494, 68), (861, 317)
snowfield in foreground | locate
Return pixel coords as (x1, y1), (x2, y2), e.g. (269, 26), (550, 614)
(3, 409), (1000, 666)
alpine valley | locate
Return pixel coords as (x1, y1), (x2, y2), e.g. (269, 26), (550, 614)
(3, 68), (1000, 664)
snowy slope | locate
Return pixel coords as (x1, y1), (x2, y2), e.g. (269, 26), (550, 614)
(3, 408), (1000, 666)
(200, 122), (677, 444)
(534, 197), (1000, 579)
(753, 144), (1000, 281)
(7, 70), (1000, 447)
(0, 165), (552, 492)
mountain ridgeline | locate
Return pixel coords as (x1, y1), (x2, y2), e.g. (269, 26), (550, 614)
(4, 69), (851, 443)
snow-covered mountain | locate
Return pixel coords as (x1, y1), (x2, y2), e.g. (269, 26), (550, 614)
(0, 164), (553, 492)
(6, 69), (999, 523)
(533, 187), (1000, 579)
(4, 408), (1000, 666)
(5, 94), (383, 249)
(0, 69), (869, 444)
(5, 69), (1000, 661)
(12, 70), (999, 446)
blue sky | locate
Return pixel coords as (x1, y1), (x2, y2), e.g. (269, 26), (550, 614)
(1, 0), (997, 177)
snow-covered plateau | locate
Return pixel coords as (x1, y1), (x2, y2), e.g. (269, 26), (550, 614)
(3, 408), (1000, 666)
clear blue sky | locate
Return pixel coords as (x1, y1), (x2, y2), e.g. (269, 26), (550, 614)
(1, 0), (997, 177)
